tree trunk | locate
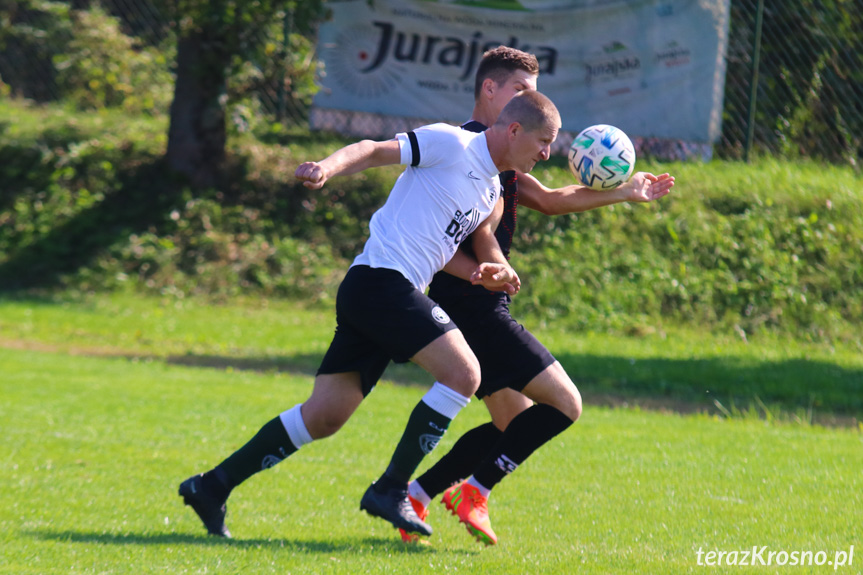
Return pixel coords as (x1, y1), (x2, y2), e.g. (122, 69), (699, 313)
(165, 32), (229, 189)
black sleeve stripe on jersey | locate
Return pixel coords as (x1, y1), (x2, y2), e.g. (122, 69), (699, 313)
(407, 131), (420, 167)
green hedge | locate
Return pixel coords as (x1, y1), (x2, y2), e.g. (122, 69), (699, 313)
(2, 100), (862, 341)
(513, 160), (861, 340)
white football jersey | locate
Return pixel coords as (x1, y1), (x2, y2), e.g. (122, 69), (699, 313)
(352, 123), (501, 292)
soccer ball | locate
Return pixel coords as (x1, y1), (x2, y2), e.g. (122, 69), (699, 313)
(568, 124), (636, 190)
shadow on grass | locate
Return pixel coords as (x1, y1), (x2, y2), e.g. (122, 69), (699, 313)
(554, 352), (863, 424)
(26, 530), (446, 555)
(162, 349), (863, 423)
(167, 353), (320, 379)
(165, 352), (432, 389)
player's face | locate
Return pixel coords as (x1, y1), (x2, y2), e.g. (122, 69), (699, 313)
(512, 122), (558, 173)
(491, 70), (538, 121)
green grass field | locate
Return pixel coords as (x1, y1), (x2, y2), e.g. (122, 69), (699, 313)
(1, 294), (861, 573)
(2, 293), (861, 421)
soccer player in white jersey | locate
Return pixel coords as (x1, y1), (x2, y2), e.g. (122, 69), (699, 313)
(177, 90), (562, 539)
(395, 46), (676, 546)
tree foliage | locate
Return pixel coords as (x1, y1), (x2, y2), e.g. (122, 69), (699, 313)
(157, 0), (326, 188)
(55, 5), (173, 114)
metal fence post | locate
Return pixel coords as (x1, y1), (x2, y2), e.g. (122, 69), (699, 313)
(744, 0), (765, 163)
(277, 6), (293, 123)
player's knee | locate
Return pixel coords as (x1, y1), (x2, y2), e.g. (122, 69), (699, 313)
(464, 362), (482, 394)
(302, 405), (351, 439)
(565, 389), (583, 422)
(448, 372), (480, 397)
(309, 414), (348, 439)
(441, 359), (481, 397)
(552, 385), (582, 422)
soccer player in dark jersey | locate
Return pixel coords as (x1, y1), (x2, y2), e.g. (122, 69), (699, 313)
(398, 47), (675, 546)
(177, 90), (563, 539)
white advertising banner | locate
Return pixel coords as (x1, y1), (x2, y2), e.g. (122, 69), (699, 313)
(312, 0), (731, 145)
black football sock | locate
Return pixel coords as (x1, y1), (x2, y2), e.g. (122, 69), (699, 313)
(375, 383), (469, 491)
(471, 404), (573, 491)
(415, 422), (502, 498)
(216, 416), (298, 489)
(377, 400), (452, 490)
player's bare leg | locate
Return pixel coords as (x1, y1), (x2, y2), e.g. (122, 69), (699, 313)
(301, 372), (366, 439)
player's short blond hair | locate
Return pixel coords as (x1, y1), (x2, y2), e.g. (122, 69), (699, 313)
(494, 90), (561, 133)
(474, 46), (540, 100)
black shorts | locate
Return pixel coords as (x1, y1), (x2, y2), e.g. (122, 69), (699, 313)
(317, 265), (458, 396)
(434, 296), (556, 399)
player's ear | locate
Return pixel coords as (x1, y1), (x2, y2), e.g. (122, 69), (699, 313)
(482, 77), (496, 100)
(508, 122), (521, 139)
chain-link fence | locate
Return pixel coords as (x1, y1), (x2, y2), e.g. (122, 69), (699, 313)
(2, 1), (861, 166)
(721, 0), (863, 165)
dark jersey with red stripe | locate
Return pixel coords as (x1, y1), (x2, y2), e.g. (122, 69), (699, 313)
(427, 120), (518, 304)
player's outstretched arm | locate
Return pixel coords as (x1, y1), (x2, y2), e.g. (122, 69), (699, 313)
(518, 171), (675, 216)
(294, 139), (401, 189)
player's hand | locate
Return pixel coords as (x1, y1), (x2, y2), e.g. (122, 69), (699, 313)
(295, 161), (328, 189)
(620, 172), (675, 202)
(470, 262), (521, 295)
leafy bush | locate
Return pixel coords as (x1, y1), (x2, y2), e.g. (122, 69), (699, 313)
(226, 17), (321, 135)
(53, 5), (173, 115)
(0, 100), (349, 301)
(511, 160), (863, 341)
(0, 1), (173, 114)
(87, 198), (345, 301)
(0, 0), (74, 101)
